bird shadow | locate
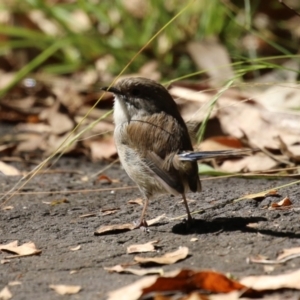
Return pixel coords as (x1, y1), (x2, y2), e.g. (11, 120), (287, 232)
(172, 216), (300, 239)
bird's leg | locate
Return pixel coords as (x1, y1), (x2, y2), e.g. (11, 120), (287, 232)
(182, 193), (193, 223)
(134, 198), (149, 229)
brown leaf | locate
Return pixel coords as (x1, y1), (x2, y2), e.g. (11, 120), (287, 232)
(220, 154), (277, 173)
(199, 137), (243, 151)
(79, 213), (97, 218)
(187, 39), (234, 86)
(128, 198), (144, 206)
(97, 174), (119, 184)
(7, 282), (21, 287)
(104, 264), (163, 276)
(50, 198), (69, 206)
(240, 268), (300, 290)
(134, 247), (188, 265)
(1, 259), (11, 264)
(0, 161), (20, 176)
(147, 214), (167, 226)
(0, 286), (12, 300)
(94, 223), (135, 235)
(101, 208), (120, 216)
(190, 238), (198, 242)
(108, 269), (247, 300)
(277, 247), (300, 261)
(127, 240), (159, 254)
(49, 284), (81, 295)
(0, 241), (42, 258)
(70, 245), (81, 251)
(249, 246), (300, 265)
(94, 214), (166, 235)
(142, 270), (247, 297)
(88, 138), (117, 161)
(240, 189), (278, 201)
(40, 104), (74, 135)
(269, 196), (292, 210)
(2, 206), (13, 211)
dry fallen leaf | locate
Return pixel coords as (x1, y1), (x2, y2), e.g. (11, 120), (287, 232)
(97, 174), (119, 184)
(134, 247), (188, 265)
(249, 246), (300, 265)
(50, 198), (69, 206)
(269, 196), (292, 210)
(49, 284), (81, 295)
(237, 189), (278, 201)
(187, 39), (234, 86)
(7, 282), (21, 286)
(0, 241), (42, 258)
(127, 240), (158, 254)
(147, 214), (166, 226)
(220, 154), (277, 173)
(94, 223), (135, 235)
(1, 259), (11, 264)
(0, 161), (20, 176)
(104, 264), (163, 276)
(199, 136), (243, 151)
(240, 268), (300, 290)
(128, 198), (144, 206)
(277, 247), (300, 261)
(70, 245), (81, 251)
(79, 213), (97, 218)
(94, 214), (166, 235)
(107, 269), (247, 300)
(2, 206), (13, 211)
(0, 286), (12, 300)
(101, 208), (120, 216)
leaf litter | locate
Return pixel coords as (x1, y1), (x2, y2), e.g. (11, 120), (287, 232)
(134, 247), (189, 265)
(94, 214), (166, 235)
(248, 246), (300, 265)
(49, 284), (81, 295)
(127, 240), (159, 254)
(0, 286), (12, 300)
(0, 241), (41, 258)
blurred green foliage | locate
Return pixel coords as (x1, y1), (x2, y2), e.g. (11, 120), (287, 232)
(0, 0), (299, 80)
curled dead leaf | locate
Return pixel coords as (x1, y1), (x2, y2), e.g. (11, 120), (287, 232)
(134, 247), (189, 265)
(101, 208), (120, 216)
(49, 284), (81, 295)
(107, 269), (248, 300)
(128, 198), (144, 206)
(127, 240), (158, 254)
(235, 189), (278, 202)
(249, 246), (300, 265)
(94, 223), (135, 235)
(277, 247), (300, 261)
(104, 264), (163, 276)
(70, 245), (81, 251)
(0, 241), (41, 258)
(79, 213), (97, 218)
(94, 214), (166, 235)
(0, 161), (20, 176)
(147, 214), (166, 226)
(240, 268), (300, 290)
(269, 196), (292, 210)
(0, 286), (12, 300)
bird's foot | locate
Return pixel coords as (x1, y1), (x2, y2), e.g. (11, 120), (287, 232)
(133, 219), (150, 232)
(183, 217), (195, 231)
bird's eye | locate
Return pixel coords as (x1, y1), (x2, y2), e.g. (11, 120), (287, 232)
(131, 88), (141, 96)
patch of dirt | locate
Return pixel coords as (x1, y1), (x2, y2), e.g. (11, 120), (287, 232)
(1, 157), (300, 299)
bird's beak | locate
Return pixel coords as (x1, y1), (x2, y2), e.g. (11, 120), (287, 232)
(101, 86), (122, 95)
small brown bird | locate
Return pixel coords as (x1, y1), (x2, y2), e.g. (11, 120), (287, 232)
(102, 77), (249, 228)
